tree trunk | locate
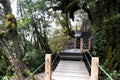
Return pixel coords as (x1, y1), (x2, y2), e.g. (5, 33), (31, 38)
(0, 38), (26, 80)
(0, 0), (29, 80)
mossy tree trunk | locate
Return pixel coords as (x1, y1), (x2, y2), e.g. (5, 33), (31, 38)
(0, 0), (29, 80)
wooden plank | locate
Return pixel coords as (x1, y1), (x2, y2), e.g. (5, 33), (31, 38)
(80, 38), (83, 53)
(55, 61), (88, 68)
(54, 68), (88, 73)
(52, 75), (90, 80)
(45, 54), (51, 80)
(52, 61), (90, 80)
(53, 72), (89, 76)
(88, 38), (91, 50)
(91, 57), (99, 80)
(56, 61), (87, 68)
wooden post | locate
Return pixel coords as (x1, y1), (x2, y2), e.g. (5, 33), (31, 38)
(82, 24), (86, 32)
(74, 38), (76, 49)
(91, 57), (99, 80)
(45, 54), (51, 80)
(62, 37), (65, 51)
(88, 38), (91, 50)
(80, 38), (83, 53)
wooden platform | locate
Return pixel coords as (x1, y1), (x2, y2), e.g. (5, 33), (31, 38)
(52, 60), (90, 80)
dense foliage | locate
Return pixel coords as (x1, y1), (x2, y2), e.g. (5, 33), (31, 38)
(89, 0), (120, 79)
(0, 0), (120, 79)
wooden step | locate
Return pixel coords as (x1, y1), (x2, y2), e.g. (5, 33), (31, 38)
(60, 49), (83, 61)
(60, 55), (83, 61)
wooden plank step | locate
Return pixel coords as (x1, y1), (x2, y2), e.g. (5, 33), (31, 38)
(52, 60), (90, 80)
(60, 56), (83, 61)
(52, 75), (90, 80)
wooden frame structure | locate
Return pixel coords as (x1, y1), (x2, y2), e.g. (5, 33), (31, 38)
(45, 54), (52, 80)
(80, 38), (83, 53)
(90, 57), (99, 80)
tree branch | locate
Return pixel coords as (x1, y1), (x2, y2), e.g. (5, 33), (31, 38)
(0, 0), (12, 14)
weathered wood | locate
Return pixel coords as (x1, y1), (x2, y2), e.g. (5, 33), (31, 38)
(88, 38), (91, 50)
(74, 38), (77, 49)
(45, 54), (52, 80)
(52, 61), (90, 80)
(80, 38), (83, 53)
(91, 57), (99, 80)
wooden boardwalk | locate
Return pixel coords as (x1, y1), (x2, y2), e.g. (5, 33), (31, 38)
(51, 32), (92, 80)
(52, 61), (90, 80)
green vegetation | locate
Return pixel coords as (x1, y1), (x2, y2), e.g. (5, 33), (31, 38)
(0, 0), (120, 79)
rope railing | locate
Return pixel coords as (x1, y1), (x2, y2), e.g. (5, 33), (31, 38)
(84, 52), (91, 68)
(26, 60), (47, 80)
(97, 63), (113, 80)
(82, 41), (92, 75)
(51, 43), (61, 65)
(26, 43), (60, 80)
(26, 54), (58, 80)
(52, 54), (58, 66)
(81, 38), (113, 80)
(83, 42), (92, 58)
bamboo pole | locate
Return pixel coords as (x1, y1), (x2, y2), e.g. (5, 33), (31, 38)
(91, 57), (99, 80)
(80, 38), (83, 53)
(45, 54), (52, 80)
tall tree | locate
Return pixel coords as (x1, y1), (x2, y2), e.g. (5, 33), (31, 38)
(0, 0), (29, 80)
(17, 0), (52, 54)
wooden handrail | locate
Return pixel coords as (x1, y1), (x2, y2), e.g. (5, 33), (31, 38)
(45, 54), (52, 80)
(88, 38), (91, 50)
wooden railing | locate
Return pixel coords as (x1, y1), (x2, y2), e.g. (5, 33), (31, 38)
(61, 37), (100, 80)
(27, 36), (112, 80)
(62, 37), (91, 51)
(45, 37), (93, 80)
(90, 57), (99, 80)
(44, 56), (99, 80)
(45, 54), (52, 80)
(45, 37), (100, 80)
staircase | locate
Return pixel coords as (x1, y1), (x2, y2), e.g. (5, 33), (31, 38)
(52, 31), (91, 80)
(81, 32), (91, 49)
(76, 31), (91, 49)
(60, 49), (83, 61)
(60, 31), (91, 61)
